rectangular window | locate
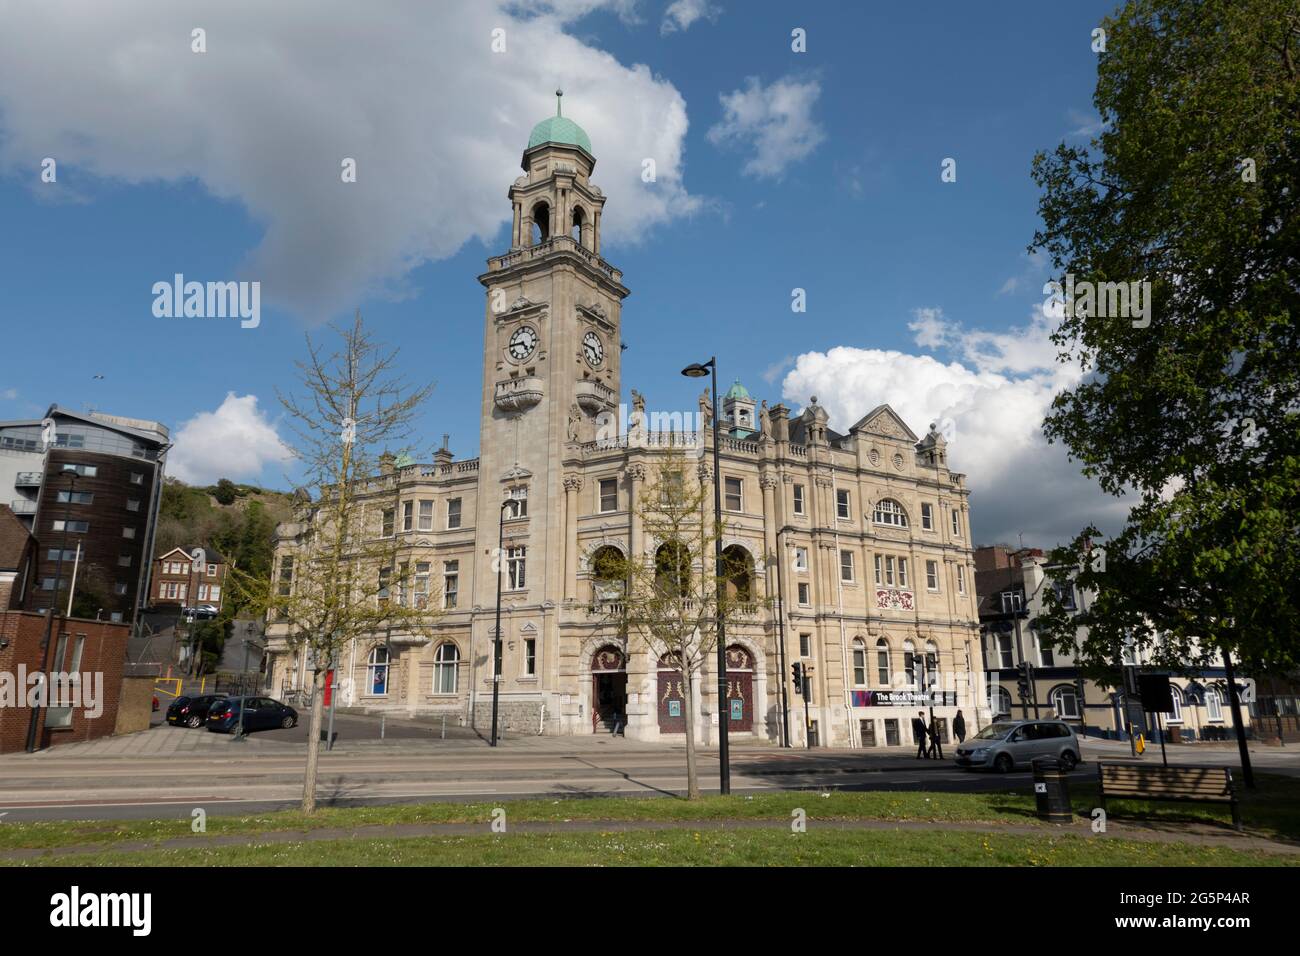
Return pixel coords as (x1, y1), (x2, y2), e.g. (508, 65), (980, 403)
(599, 477), (618, 513)
(724, 477), (742, 512)
(447, 498), (462, 529)
(442, 561), (457, 609)
(56, 490), (93, 504)
(926, 560), (940, 591)
(413, 562), (430, 609)
(402, 501), (414, 532)
(793, 484), (805, 515)
(110, 582), (125, 596)
(52, 520), (89, 533)
(122, 526), (136, 539)
(951, 509), (961, 537)
(130, 472), (144, 485)
(507, 486), (528, 518)
(68, 635), (86, 673)
(793, 546), (808, 572)
(118, 554), (131, 567)
(998, 634), (1014, 669)
(198, 584), (209, 600)
(381, 508), (395, 537)
(898, 558), (909, 588)
(61, 463), (97, 477)
(874, 554), (882, 586)
(377, 566), (391, 606)
(507, 546), (526, 590)
(884, 556), (896, 587)
(921, 503), (933, 530)
(277, 555), (294, 596)
(836, 489), (850, 519)
(797, 582), (810, 606)
(127, 499), (141, 512)
(47, 548), (77, 562)
(1053, 581), (1077, 610)
(1000, 590), (1023, 614)
(418, 500), (434, 531)
(209, 585), (221, 601)
(799, 633), (811, 657)
(206, 564), (217, 576)
(852, 645), (866, 686)
(957, 565), (967, 594)
(877, 644), (890, 685)
(524, 638), (536, 676)
(839, 549), (854, 582)
(1038, 636), (1055, 668)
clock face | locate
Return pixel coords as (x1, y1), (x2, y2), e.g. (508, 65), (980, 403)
(508, 325), (538, 361)
(583, 331), (604, 368)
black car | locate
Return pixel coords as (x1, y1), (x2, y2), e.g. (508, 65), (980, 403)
(206, 696), (298, 734)
(166, 695), (228, 728)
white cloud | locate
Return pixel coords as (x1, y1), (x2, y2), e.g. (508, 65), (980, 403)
(661, 0), (722, 34)
(168, 393), (293, 485)
(707, 75), (825, 179)
(0, 388), (17, 401)
(779, 310), (1129, 548)
(0, 1), (699, 321)
(761, 355), (794, 385)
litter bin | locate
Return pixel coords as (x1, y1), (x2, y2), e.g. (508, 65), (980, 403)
(1032, 757), (1072, 823)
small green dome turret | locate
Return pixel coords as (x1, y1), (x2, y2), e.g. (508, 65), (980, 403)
(526, 90), (592, 155)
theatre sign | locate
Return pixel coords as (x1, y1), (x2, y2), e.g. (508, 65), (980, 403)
(850, 690), (958, 707)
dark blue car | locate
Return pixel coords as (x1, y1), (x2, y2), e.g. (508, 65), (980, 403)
(206, 696), (298, 734)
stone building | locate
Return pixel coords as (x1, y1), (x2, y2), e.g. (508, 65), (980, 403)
(264, 98), (982, 747)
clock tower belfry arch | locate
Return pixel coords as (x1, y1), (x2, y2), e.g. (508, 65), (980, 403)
(471, 93), (630, 715)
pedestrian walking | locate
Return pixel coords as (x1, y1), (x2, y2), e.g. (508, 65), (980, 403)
(927, 716), (944, 760)
(953, 709), (966, 743)
(912, 710), (929, 759)
(610, 711), (624, 737)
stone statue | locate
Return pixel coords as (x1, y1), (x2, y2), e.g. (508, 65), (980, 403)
(759, 399), (770, 435)
(698, 388), (713, 427)
(566, 404), (582, 442)
(631, 388), (645, 417)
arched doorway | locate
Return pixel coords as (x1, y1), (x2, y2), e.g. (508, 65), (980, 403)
(591, 644), (626, 732)
(724, 645), (754, 732)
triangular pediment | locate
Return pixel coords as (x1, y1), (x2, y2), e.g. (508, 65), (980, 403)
(850, 404), (919, 442)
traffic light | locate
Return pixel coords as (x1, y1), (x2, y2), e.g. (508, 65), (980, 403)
(1016, 662), (1031, 701)
(791, 662), (803, 695)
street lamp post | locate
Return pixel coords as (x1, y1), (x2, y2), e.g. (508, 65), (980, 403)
(26, 471), (78, 753)
(682, 357), (730, 795)
(490, 498), (513, 747)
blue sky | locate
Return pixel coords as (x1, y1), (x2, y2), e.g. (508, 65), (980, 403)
(0, 0), (1126, 545)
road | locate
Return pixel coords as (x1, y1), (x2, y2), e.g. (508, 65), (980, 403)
(0, 723), (1294, 823)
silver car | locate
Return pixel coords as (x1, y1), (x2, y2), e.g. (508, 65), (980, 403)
(954, 719), (1081, 772)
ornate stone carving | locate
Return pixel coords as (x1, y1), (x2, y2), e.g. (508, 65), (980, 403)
(697, 461), (713, 483)
(759, 473), (778, 490)
(563, 474), (584, 492)
(494, 377), (543, 412)
(575, 380), (615, 414)
(626, 463), (647, 481)
(566, 404), (582, 442)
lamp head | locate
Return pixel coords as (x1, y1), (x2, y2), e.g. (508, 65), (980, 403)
(681, 363), (710, 378)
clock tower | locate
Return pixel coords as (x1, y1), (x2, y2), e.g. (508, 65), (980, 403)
(471, 93), (629, 714)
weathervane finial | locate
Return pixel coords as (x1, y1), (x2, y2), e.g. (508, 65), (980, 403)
(555, 88), (563, 116)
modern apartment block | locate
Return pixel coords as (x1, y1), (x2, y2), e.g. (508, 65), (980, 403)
(0, 406), (170, 625)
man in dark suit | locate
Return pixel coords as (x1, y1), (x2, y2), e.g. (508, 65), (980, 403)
(913, 711), (929, 759)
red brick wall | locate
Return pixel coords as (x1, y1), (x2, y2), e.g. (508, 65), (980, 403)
(0, 611), (129, 754)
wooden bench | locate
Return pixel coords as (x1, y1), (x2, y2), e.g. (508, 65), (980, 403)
(1097, 762), (1241, 831)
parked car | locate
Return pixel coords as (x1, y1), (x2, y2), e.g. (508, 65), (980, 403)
(166, 694), (229, 728)
(954, 719), (1081, 772)
(206, 696), (298, 734)
(182, 605), (219, 620)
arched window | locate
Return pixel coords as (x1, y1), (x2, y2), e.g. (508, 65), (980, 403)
(989, 685), (1012, 718)
(902, 639), (917, 688)
(1049, 684), (1080, 720)
(530, 201), (550, 245)
(655, 541), (690, 598)
(1206, 686), (1223, 722)
(1165, 685), (1183, 724)
(875, 639), (890, 685)
(852, 639), (866, 686)
(367, 645), (389, 696)
(873, 498), (908, 527)
(433, 643), (459, 695)
(590, 546), (624, 602)
(721, 545), (754, 603)
(571, 205), (586, 246)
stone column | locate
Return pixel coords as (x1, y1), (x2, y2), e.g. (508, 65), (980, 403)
(593, 209), (602, 254)
(627, 463), (646, 565)
(563, 475), (583, 602)
(512, 202), (522, 248)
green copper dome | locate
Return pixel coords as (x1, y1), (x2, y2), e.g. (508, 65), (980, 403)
(526, 91), (592, 155)
(725, 380), (751, 401)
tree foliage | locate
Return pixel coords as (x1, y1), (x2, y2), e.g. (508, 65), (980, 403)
(1030, 0), (1300, 673)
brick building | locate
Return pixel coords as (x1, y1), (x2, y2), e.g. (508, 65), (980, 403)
(0, 610), (129, 753)
(150, 545), (229, 612)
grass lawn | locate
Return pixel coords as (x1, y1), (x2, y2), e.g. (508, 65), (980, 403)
(1, 773), (1295, 861)
(6, 827), (1295, 867)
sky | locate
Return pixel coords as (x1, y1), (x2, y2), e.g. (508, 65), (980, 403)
(0, 0), (1130, 548)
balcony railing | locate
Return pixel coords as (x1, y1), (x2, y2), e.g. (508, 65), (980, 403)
(9, 499), (37, 515)
(488, 235), (623, 283)
(14, 472), (41, 488)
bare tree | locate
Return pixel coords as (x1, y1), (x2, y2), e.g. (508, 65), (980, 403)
(233, 312), (438, 813)
(605, 449), (760, 799)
